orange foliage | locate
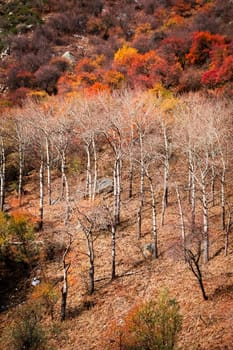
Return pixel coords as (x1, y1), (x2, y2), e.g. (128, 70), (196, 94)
(186, 31), (225, 65)
(85, 82), (110, 95)
(163, 14), (185, 29)
(134, 23), (152, 38)
(103, 70), (125, 89)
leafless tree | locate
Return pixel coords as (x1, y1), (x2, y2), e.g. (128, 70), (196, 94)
(77, 204), (101, 294)
(61, 231), (73, 321)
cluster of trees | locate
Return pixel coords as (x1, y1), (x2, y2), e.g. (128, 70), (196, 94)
(0, 90), (232, 319)
(0, 0), (232, 105)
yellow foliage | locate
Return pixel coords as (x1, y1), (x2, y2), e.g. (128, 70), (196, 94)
(150, 82), (173, 98)
(150, 83), (179, 113)
(114, 45), (138, 67)
(28, 90), (48, 101)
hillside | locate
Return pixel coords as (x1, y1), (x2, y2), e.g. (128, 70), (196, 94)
(0, 91), (233, 349)
(0, 0), (232, 105)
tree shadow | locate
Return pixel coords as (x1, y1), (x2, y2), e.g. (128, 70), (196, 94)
(210, 284), (233, 300)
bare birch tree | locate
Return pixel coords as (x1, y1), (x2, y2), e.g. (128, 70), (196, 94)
(61, 231), (73, 321)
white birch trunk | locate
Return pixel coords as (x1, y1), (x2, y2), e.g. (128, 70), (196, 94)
(189, 150), (196, 230)
(0, 137), (5, 211)
(221, 162), (226, 230)
(113, 157), (121, 225)
(45, 136), (51, 205)
(147, 174), (158, 258)
(18, 141), (23, 206)
(161, 125), (169, 226)
(201, 174), (209, 264)
(175, 184), (186, 261)
(87, 234), (95, 294)
(64, 173), (70, 225)
(111, 223), (116, 279)
(39, 152), (44, 230)
(92, 135), (97, 201)
(139, 131), (144, 207)
(61, 151), (66, 200)
(85, 142), (92, 199)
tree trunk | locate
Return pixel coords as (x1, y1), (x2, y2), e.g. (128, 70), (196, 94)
(92, 135), (97, 201)
(64, 173), (70, 225)
(175, 184), (186, 262)
(111, 223), (116, 279)
(161, 125), (169, 226)
(139, 132), (145, 207)
(45, 136), (52, 205)
(210, 163), (216, 207)
(85, 142), (92, 199)
(18, 141), (24, 206)
(116, 158), (121, 225)
(129, 157), (133, 199)
(61, 266), (69, 321)
(224, 208), (232, 256)
(202, 175), (209, 264)
(148, 175), (158, 259)
(221, 163), (226, 230)
(61, 151), (66, 200)
(39, 152), (44, 231)
(114, 157), (121, 225)
(186, 247), (208, 301)
(189, 150), (196, 230)
(137, 204), (142, 239)
(0, 137), (5, 211)
(86, 236), (95, 294)
(61, 235), (72, 321)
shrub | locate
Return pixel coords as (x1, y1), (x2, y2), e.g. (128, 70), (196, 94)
(12, 303), (46, 350)
(35, 64), (61, 94)
(178, 68), (202, 93)
(104, 290), (182, 350)
(31, 282), (58, 320)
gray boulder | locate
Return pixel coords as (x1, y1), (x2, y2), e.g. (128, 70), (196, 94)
(95, 178), (113, 194)
(142, 243), (155, 259)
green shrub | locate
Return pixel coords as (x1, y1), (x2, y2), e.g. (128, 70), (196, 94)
(105, 289), (182, 350)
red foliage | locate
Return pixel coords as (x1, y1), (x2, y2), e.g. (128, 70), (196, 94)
(186, 31), (225, 65)
(202, 55), (233, 87)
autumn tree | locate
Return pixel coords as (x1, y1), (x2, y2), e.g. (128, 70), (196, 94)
(77, 203), (101, 294)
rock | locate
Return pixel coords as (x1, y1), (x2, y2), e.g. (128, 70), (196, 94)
(95, 178), (113, 194)
(62, 51), (75, 63)
(142, 243), (155, 259)
(31, 277), (40, 286)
